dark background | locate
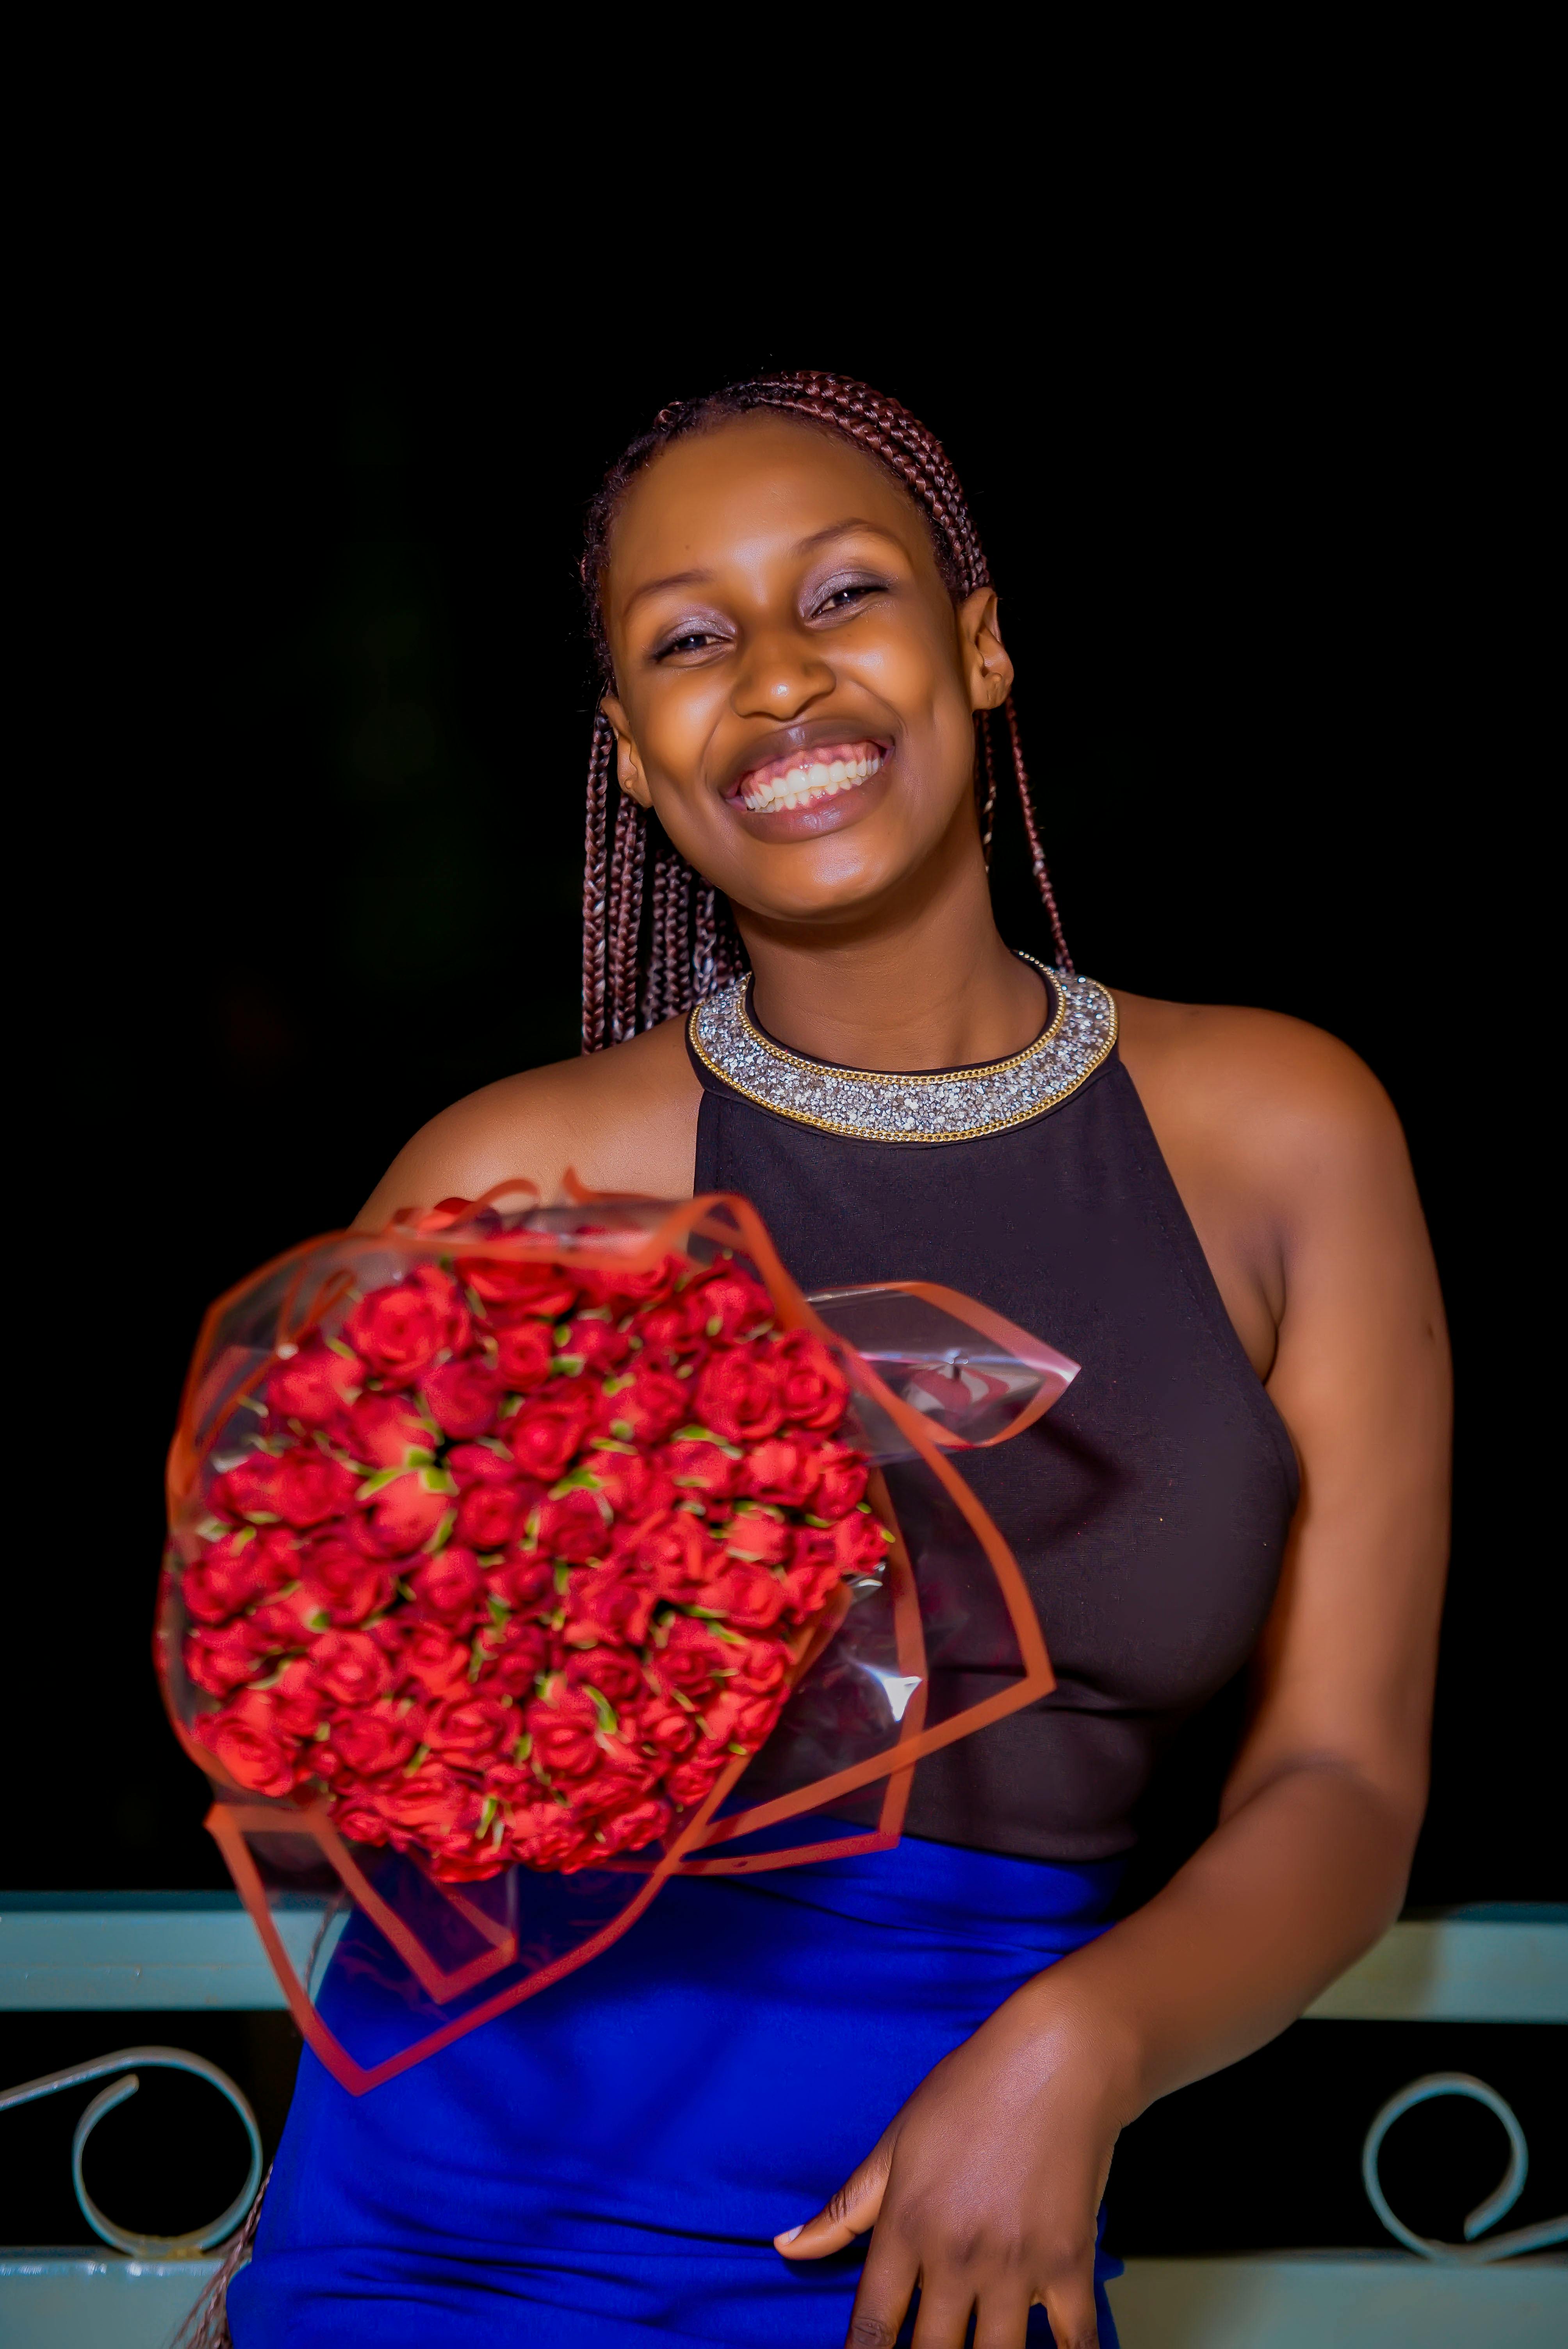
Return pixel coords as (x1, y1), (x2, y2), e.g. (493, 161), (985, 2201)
(9, 256), (1557, 2255)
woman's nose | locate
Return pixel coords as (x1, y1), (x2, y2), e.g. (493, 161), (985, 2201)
(731, 629), (836, 720)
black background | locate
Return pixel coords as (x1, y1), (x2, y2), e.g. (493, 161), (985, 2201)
(9, 228), (1558, 2257)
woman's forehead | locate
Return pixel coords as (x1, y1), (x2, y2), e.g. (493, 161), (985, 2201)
(607, 413), (928, 590)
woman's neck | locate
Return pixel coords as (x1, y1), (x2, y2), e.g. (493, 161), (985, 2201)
(738, 859), (1047, 1075)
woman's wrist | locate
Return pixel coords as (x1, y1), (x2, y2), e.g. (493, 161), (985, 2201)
(1001, 1965), (1149, 2130)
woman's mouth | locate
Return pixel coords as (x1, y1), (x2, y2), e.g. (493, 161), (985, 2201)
(732, 740), (884, 814)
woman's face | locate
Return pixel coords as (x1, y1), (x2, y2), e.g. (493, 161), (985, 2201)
(600, 413), (1012, 930)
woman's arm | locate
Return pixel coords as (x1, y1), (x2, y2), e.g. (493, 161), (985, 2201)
(352, 1017), (702, 1228)
(779, 1021), (1451, 2349)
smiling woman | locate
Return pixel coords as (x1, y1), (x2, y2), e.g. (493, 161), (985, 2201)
(226, 373), (1450, 2349)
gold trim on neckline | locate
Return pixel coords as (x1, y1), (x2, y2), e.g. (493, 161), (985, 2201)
(688, 961), (1118, 1144)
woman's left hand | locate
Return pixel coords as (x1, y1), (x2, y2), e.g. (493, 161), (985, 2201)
(774, 1975), (1130, 2348)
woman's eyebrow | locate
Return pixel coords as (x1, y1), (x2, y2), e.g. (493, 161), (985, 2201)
(623, 522), (905, 618)
(623, 568), (715, 616)
(793, 519), (904, 555)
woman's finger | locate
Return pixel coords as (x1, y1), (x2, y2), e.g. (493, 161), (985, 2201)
(841, 2221), (920, 2347)
(969, 2286), (1035, 2349)
(1039, 2253), (1101, 2349)
(773, 2135), (894, 2259)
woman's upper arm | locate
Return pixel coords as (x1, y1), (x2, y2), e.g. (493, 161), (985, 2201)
(353, 1021), (703, 1232)
(1225, 1029), (1452, 1827)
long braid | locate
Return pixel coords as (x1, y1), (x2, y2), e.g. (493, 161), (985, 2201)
(1005, 694), (1073, 973)
(605, 795), (647, 1046)
(579, 371), (1071, 1050)
(666, 859), (693, 1012)
(580, 715), (613, 1053)
(978, 709), (999, 867)
(642, 843), (675, 1030)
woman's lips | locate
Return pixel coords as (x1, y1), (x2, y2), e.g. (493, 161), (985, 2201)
(729, 738), (884, 815)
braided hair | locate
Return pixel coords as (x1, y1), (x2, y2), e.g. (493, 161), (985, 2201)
(578, 370), (1071, 1053)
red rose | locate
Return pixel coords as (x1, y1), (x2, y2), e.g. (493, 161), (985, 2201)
(422, 1357), (500, 1439)
(488, 1547), (553, 1612)
(473, 1618), (551, 1696)
(737, 1436), (822, 1510)
(249, 1584), (331, 1646)
(374, 1763), (481, 1844)
(779, 1545), (844, 1623)
(323, 1698), (422, 1778)
(686, 1265), (775, 1341)
(491, 1319), (554, 1390)
(218, 1445), (358, 1529)
(722, 1507), (792, 1567)
(593, 1795), (673, 1855)
(694, 1347), (782, 1444)
(833, 1508), (893, 1576)
(298, 1535), (394, 1627)
(354, 1468), (453, 1558)
(652, 1616), (734, 1699)
(426, 1693), (512, 1764)
(184, 1618), (279, 1696)
(663, 1748), (729, 1808)
(455, 1480), (523, 1551)
(634, 1293), (709, 1361)
(268, 1656), (334, 1739)
(397, 1624), (472, 1700)
(628, 1508), (722, 1603)
(511, 1804), (595, 1872)
(459, 1257), (579, 1317)
(558, 1315), (632, 1375)
(810, 1440), (870, 1520)
(508, 1389), (593, 1481)
(267, 1337), (363, 1429)
(772, 1328), (850, 1433)
(562, 1646), (647, 1707)
(407, 1545), (486, 1629)
(347, 1392), (437, 1470)
(728, 1635), (791, 1696)
(200, 1694), (299, 1797)
(578, 1254), (681, 1312)
(525, 1686), (602, 1779)
(578, 1446), (675, 1521)
(308, 1628), (394, 1706)
(593, 1363), (687, 1445)
(343, 1263), (472, 1388)
(536, 1488), (612, 1564)
(566, 1751), (657, 1821)
(182, 1527), (299, 1624)
(700, 1686), (784, 1751)
(698, 1560), (788, 1631)
(327, 1794), (392, 1845)
(629, 1694), (697, 1759)
(446, 1442), (521, 1488)
(561, 1565), (656, 1649)
(660, 1435), (740, 1502)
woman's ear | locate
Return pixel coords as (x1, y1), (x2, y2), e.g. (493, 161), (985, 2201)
(599, 695), (652, 809)
(959, 588), (1014, 713)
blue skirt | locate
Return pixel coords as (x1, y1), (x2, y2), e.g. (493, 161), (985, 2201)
(230, 1835), (1124, 2347)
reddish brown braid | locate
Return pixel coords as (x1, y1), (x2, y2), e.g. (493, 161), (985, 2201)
(578, 371), (1071, 1051)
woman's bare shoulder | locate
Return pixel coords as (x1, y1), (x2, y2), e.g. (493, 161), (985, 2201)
(1113, 985), (1408, 1202)
(355, 1016), (702, 1229)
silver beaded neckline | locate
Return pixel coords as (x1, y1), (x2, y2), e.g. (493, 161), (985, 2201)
(688, 959), (1117, 1145)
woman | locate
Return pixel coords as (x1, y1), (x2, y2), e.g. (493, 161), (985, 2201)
(227, 372), (1449, 2349)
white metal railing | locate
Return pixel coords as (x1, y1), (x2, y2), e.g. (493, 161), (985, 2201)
(1, 1896), (1564, 2349)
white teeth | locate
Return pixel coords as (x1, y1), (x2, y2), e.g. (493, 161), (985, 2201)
(740, 748), (882, 812)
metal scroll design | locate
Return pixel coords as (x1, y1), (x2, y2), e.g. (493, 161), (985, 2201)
(1363, 2071), (1568, 2263)
(0, 2044), (264, 2256)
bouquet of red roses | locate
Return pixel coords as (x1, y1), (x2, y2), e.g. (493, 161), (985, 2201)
(179, 1245), (887, 1884)
(158, 1186), (1076, 2092)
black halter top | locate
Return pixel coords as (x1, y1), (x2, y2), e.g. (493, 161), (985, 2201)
(688, 966), (1299, 1866)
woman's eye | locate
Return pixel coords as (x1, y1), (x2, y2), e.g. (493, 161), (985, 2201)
(654, 631), (721, 659)
(813, 583), (883, 617)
